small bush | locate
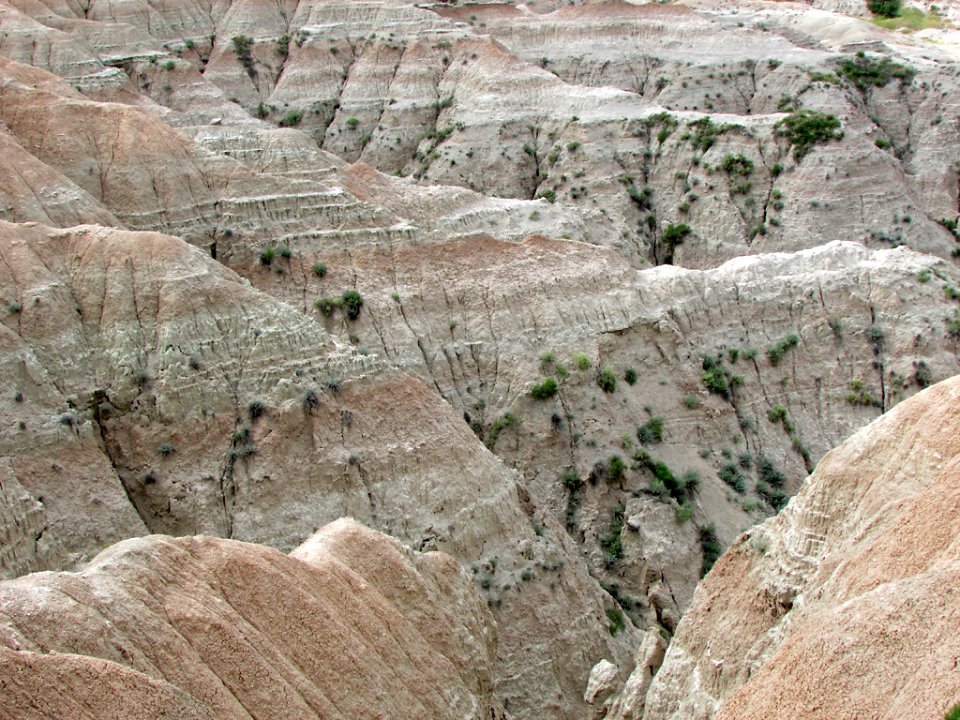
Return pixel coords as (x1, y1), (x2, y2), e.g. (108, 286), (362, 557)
(341, 290), (364, 320)
(259, 247), (275, 265)
(944, 703), (960, 720)
(608, 455), (626, 482)
(597, 366), (617, 393)
(683, 394), (700, 408)
(637, 416), (665, 444)
(346, 117), (360, 130)
(248, 400), (267, 421)
(720, 153), (754, 176)
(530, 378), (559, 400)
(572, 352), (592, 371)
(302, 388), (319, 411)
(606, 607), (626, 636)
(157, 442), (175, 457)
(757, 456), (786, 487)
(766, 333), (800, 367)
(775, 110), (843, 161)
(312, 262), (327, 278)
(867, 0), (900, 18)
(675, 502), (693, 523)
(837, 54), (915, 91)
(701, 355), (730, 398)
(624, 367), (638, 385)
(487, 412), (519, 448)
(566, 141), (581, 152)
(700, 524), (722, 576)
(279, 109), (303, 127)
(718, 463), (746, 493)
(314, 296), (341, 316)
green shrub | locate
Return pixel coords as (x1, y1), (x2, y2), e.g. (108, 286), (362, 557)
(766, 333), (800, 366)
(231, 34), (256, 77)
(637, 416), (665, 444)
(606, 607), (626, 635)
(259, 247), (275, 265)
(720, 153), (754, 176)
(837, 54), (915, 91)
(530, 378), (559, 400)
(345, 116), (360, 130)
(675, 502), (693, 523)
(487, 413), (519, 448)
(700, 524), (722, 576)
(314, 296), (341, 316)
(718, 463), (746, 493)
(661, 223), (691, 260)
(701, 355), (730, 398)
(597, 366), (617, 393)
(775, 110), (843, 161)
(601, 509), (625, 564)
(341, 290), (364, 320)
(562, 471), (583, 492)
(312, 262), (327, 278)
(624, 367), (638, 385)
(248, 400), (267, 420)
(757, 456), (786, 487)
(867, 0), (900, 17)
(279, 109), (303, 127)
(572, 352), (592, 371)
(683, 394), (700, 408)
(767, 404), (788, 423)
(566, 141), (581, 152)
(608, 455), (626, 482)
(157, 442), (175, 457)
(945, 704), (960, 720)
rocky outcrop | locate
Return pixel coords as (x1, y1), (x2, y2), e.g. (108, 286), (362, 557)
(0, 518), (505, 720)
(634, 374), (960, 720)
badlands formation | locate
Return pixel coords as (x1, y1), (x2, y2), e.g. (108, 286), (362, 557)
(0, 0), (957, 717)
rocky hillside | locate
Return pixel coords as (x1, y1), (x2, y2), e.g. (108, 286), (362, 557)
(0, 0), (958, 717)
(0, 518), (505, 719)
(597, 373), (960, 720)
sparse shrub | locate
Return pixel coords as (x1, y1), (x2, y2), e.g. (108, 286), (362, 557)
(530, 378), (559, 400)
(346, 117), (360, 130)
(259, 247), (275, 265)
(675, 502), (693, 523)
(231, 34), (256, 78)
(572, 352), (592, 371)
(597, 366), (617, 393)
(683, 394), (700, 408)
(624, 367), (638, 385)
(566, 141), (581, 152)
(157, 442), (175, 457)
(163, 59), (176, 71)
(8, 301), (22, 314)
(312, 262), (328, 278)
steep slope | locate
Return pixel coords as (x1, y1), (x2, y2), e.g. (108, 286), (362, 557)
(625, 374), (960, 720)
(0, 218), (637, 720)
(0, 518), (504, 720)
